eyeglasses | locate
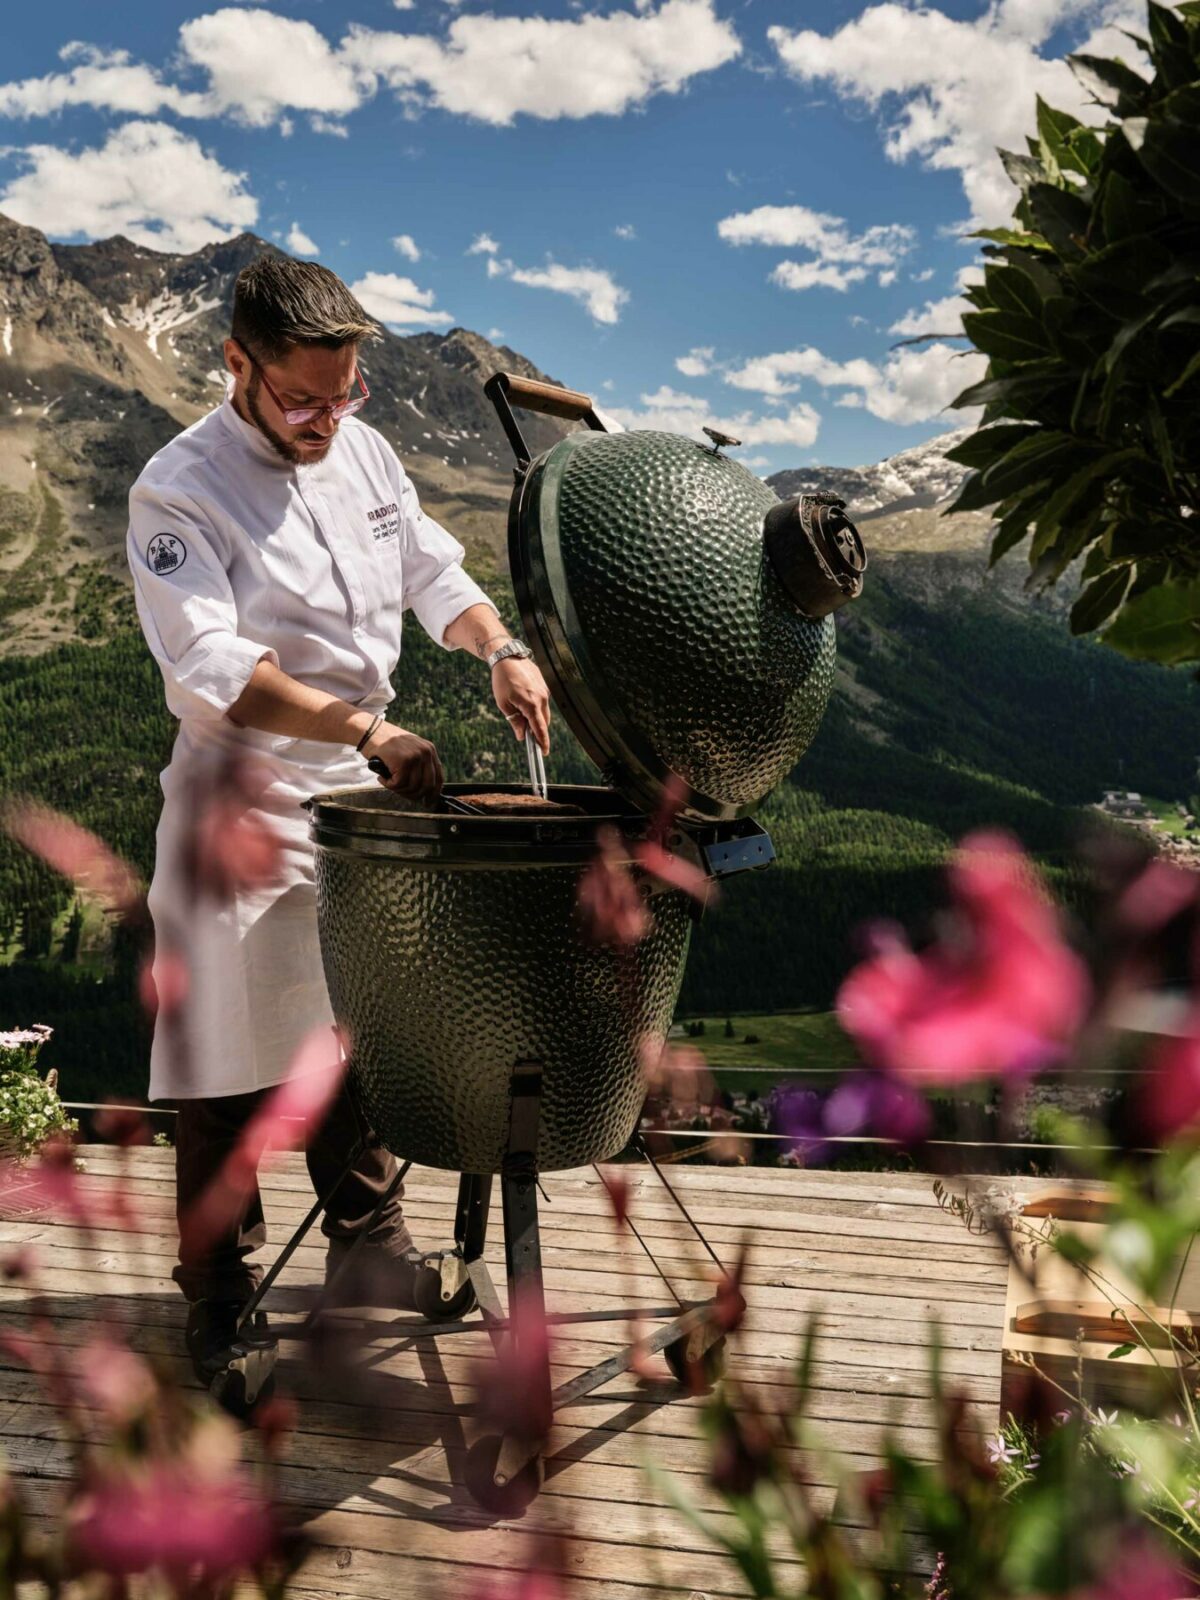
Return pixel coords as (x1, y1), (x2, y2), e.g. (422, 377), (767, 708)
(233, 340), (370, 425)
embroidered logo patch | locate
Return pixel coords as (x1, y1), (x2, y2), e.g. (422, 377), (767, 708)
(147, 533), (187, 574)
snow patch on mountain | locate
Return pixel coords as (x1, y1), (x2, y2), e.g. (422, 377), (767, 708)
(768, 427), (972, 518)
(118, 288), (223, 356)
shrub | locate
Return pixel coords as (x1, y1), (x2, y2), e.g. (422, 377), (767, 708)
(948, 3), (1200, 665)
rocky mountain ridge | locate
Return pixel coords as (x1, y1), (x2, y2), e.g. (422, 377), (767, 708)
(0, 213), (572, 654)
(767, 428), (972, 519)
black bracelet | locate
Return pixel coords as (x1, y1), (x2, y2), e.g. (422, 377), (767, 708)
(355, 713), (384, 754)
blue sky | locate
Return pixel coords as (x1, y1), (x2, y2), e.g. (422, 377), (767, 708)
(1, 0), (1139, 472)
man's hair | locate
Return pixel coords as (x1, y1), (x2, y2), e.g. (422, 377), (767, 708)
(231, 255), (380, 364)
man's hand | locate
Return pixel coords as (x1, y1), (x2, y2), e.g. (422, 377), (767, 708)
(493, 657), (552, 754)
(365, 723), (444, 804)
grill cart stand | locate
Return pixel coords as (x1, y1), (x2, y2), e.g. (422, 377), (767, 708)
(238, 1061), (740, 1514)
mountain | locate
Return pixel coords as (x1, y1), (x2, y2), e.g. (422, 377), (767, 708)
(768, 430), (972, 519)
(2, 220), (1199, 1102)
(0, 214), (567, 655)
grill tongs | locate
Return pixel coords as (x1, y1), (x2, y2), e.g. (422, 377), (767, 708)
(366, 730), (547, 813)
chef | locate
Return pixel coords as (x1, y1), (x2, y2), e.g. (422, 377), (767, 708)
(127, 253), (551, 1404)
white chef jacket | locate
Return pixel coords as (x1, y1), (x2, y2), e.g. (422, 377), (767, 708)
(127, 392), (495, 1101)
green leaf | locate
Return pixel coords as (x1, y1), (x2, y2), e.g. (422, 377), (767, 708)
(1106, 1342), (1137, 1359)
(1165, 347), (1200, 397)
(961, 309), (1050, 362)
(1147, 1), (1196, 90)
(1103, 578), (1200, 665)
(1134, 111), (1200, 205)
(1027, 183), (1092, 258)
(944, 422), (1040, 469)
(1037, 96), (1092, 179)
(944, 470), (1000, 514)
(981, 430), (1093, 502)
(973, 226), (1053, 251)
(1000, 148), (1047, 192)
(1068, 52), (1152, 112)
(1070, 566), (1133, 634)
(1069, 235), (1172, 320)
(985, 264), (1044, 318)
(1099, 170), (1163, 244)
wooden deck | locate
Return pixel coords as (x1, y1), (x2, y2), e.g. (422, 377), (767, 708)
(0, 1148), (1027, 1598)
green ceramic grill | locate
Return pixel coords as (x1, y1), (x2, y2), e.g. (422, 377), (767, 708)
(271, 374), (867, 1510)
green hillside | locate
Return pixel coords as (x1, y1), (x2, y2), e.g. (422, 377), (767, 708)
(2, 542), (1198, 1104)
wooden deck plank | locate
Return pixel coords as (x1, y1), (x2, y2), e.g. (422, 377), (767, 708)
(0, 1149), (1010, 1597)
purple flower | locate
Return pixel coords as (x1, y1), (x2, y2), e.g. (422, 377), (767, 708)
(770, 1070), (930, 1162)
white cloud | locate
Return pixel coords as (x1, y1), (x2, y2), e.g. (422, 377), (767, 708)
(310, 114), (350, 137)
(911, 267), (934, 282)
(0, 42), (209, 120)
(286, 221), (319, 256)
(0, 119), (257, 253)
(858, 343), (985, 425)
(877, 268), (897, 287)
(614, 223), (636, 240)
(346, 0), (740, 124)
(394, 0), (416, 9)
(178, 8), (371, 127)
(279, 115), (294, 136)
(718, 203), (915, 293)
(889, 293), (968, 339)
(487, 327), (505, 341)
(0, 2), (738, 131)
(675, 346), (715, 378)
(493, 259), (629, 324)
(889, 266), (983, 338)
(350, 270), (454, 328)
(724, 348), (878, 397)
(609, 384), (821, 450)
(767, 0), (1143, 225)
(770, 260), (867, 293)
(468, 232), (500, 255)
(393, 233), (421, 262)
(719, 340), (985, 426)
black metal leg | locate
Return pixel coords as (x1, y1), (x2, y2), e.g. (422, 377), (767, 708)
(456, 1172), (492, 1263)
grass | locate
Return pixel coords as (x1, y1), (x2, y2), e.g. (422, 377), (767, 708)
(1140, 796), (1197, 840)
(673, 1009), (859, 1095)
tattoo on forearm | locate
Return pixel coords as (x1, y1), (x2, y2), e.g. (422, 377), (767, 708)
(475, 631), (512, 659)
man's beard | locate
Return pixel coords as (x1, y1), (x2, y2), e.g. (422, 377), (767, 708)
(242, 372), (332, 465)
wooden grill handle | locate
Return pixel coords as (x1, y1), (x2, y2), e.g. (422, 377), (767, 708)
(494, 374), (596, 422)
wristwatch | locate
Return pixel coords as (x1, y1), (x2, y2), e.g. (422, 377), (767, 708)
(485, 639), (534, 670)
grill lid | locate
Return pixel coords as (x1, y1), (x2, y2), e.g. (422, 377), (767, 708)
(487, 373), (865, 826)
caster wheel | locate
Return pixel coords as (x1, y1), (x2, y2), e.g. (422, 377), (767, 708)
(664, 1333), (727, 1392)
(209, 1355), (276, 1420)
(413, 1263), (478, 1321)
(463, 1434), (544, 1516)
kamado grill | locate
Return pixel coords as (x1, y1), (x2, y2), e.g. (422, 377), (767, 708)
(240, 374), (866, 1510)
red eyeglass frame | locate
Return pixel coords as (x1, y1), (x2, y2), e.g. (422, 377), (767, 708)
(233, 339), (370, 425)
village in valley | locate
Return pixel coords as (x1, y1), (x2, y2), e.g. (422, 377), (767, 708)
(1097, 781), (1200, 868)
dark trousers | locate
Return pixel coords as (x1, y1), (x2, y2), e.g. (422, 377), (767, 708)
(172, 1082), (409, 1303)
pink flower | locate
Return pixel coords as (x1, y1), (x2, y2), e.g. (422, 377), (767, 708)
(75, 1337), (157, 1424)
(181, 753), (285, 905)
(180, 1025), (346, 1252)
(472, 1286), (553, 1445)
(1072, 1539), (1191, 1599)
(577, 825), (650, 946)
(836, 831), (1090, 1084)
(69, 1460), (276, 1580)
(0, 802), (143, 920)
(1137, 1007), (1200, 1141)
